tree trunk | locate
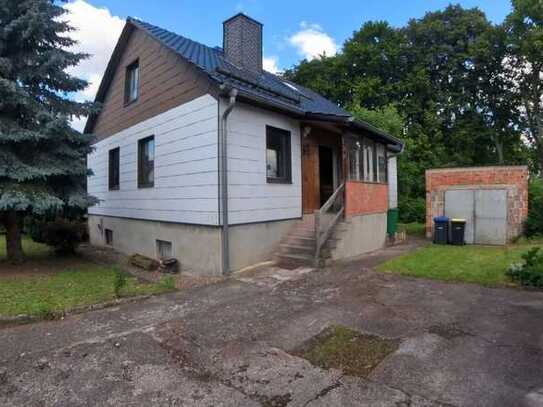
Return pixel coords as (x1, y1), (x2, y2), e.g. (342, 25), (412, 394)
(495, 138), (504, 164)
(3, 211), (24, 263)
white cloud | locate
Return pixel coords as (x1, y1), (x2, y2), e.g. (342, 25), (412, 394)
(70, 115), (87, 132)
(289, 21), (337, 61)
(62, 1), (124, 130)
(263, 56), (280, 74)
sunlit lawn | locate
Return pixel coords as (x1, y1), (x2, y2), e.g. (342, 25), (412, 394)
(0, 236), (175, 318)
(377, 239), (543, 286)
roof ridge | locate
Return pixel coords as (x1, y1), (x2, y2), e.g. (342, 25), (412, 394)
(128, 17), (223, 57)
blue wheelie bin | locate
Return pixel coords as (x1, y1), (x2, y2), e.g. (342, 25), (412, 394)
(433, 216), (449, 244)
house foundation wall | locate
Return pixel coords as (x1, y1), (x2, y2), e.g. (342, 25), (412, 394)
(88, 215), (223, 276)
(330, 212), (387, 261)
(228, 219), (299, 271)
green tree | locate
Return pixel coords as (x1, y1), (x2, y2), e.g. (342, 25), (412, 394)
(505, 0), (543, 174)
(285, 4), (532, 223)
(0, 0), (97, 263)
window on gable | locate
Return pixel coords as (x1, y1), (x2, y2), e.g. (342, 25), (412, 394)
(108, 147), (120, 190)
(125, 60), (139, 104)
(266, 126), (291, 184)
(138, 136), (154, 188)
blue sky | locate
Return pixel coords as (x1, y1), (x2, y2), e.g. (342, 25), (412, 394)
(82, 0), (513, 70)
(64, 0), (513, 129)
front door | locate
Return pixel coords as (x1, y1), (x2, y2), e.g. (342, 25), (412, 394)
(319, 146), (334, 206)
(302, 143), (319, 214)
(302, 131), (340, 214)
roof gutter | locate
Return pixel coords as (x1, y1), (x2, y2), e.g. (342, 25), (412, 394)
(303, 113), (404, 153)
(219, 86), (238, 275)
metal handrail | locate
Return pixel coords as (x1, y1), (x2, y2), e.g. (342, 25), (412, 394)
(314, 182), (345, 266)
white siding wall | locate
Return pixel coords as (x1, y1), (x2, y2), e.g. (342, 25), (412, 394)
(225, 101), (302, 224)
(87, 94), (220, 225)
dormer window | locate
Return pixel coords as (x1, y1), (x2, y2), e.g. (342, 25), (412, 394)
(125, 60), (139, 105)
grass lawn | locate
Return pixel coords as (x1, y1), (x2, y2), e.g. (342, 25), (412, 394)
(295, 326), (398, 377)
(377, 240), (543, 286)
(398, 222), (426, 237)
(0, 236), (176, 318)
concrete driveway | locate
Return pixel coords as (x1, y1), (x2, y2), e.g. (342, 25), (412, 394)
(1, 247), (543, 406)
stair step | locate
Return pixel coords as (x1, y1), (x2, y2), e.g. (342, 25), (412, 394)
(290, 229), (315, 236)
(286, 235), (315, 241)
(276, 253), (314, 262)
(279, 245), (315, 256)
(279, 242), (315, 251)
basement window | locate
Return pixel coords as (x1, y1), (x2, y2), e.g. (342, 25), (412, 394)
(105, 229), (113, 246)
(266, 126), (292, 184)
(124, 60), (139, 105)
(156, 240), (173, 259)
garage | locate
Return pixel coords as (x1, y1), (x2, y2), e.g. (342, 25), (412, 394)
(425, 166), (529, 245)
(444, 189), (507, 245)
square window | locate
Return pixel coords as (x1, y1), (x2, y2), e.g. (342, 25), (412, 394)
(105, 229), (113, 245)
(266, 126), (291, 183)
(156, 240), (173, 259)
(138, 136), (154, 188)
(108, 147), (120, 190)
(377, 144), (387, 183)
(125, 60), (139, 104)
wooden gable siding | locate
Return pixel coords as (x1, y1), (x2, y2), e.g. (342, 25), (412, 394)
(92, 27), (216, 142)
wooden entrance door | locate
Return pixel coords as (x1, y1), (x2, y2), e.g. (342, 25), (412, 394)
(302, 143), (319, 214)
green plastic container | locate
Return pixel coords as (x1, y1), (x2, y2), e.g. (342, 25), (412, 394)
(387, 208), (399, 235)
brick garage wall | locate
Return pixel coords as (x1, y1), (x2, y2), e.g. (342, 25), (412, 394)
(425, 166), (529, 241)
(345, 181), (388, 217)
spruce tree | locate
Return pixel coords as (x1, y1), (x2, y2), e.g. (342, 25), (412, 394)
(0, 0), (97, 263)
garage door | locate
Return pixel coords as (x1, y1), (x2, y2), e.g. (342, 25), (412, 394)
(444, 190), (475, 243)
(444, 189), (507, 245)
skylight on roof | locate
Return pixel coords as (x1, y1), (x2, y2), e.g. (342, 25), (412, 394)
(283, 81), (299, 93)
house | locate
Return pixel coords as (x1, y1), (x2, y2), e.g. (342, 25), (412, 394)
(85, 13), (404, 276)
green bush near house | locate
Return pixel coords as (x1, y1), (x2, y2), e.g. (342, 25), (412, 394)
(398, 197), (425, 224)
(526, 178), (543, 237)
(507, 247), (543, 288)
(27, 218), (87, 255)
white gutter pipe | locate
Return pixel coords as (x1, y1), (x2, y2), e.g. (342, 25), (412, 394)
(219, 87), (238, 275)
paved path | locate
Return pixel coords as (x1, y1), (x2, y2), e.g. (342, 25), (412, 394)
(1, 241), (543, 406)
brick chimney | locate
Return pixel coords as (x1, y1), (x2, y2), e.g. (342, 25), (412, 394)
(223, 13), (263, 72)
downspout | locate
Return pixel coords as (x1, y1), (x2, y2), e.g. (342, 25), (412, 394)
(219, 87), (238, 275)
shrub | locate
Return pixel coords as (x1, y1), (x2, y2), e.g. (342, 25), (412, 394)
(507, 247), (543, 287)
(399, 197), (425, 223)
(28, 218), (86, 255)
(525, 178), (543, 237)
(113, 268), (128, 297)
(158, 276), (176, 291)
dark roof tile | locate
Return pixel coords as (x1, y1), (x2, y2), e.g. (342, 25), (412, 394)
(129, 18), (350, 118)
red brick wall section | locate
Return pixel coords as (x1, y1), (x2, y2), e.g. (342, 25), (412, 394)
(345, 181), (388, 217)
(425, 166), (529, 240)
